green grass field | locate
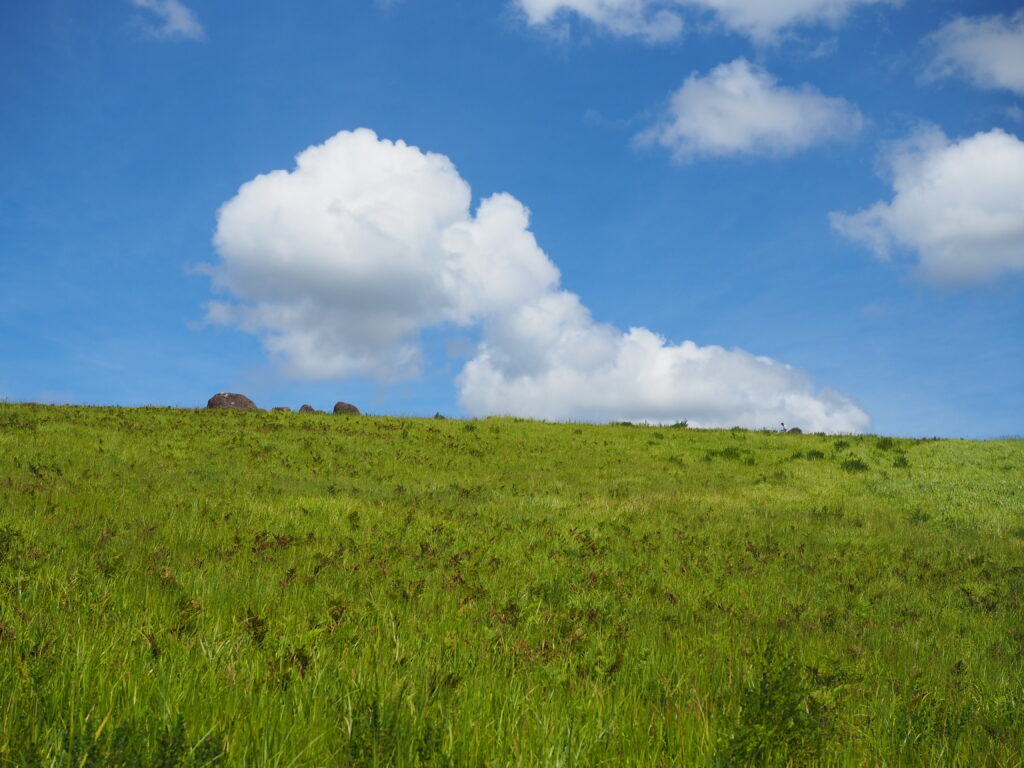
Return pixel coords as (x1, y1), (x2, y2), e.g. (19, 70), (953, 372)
(1, 403), (1022, 766)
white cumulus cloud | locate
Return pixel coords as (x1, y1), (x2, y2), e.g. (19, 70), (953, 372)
(830, 128), (1024, 286)
(459, 292), (869, 431)
(515, 0), (892, 42)
(926, 11), (1024, 94)
(210, 129), (558, 380)
(638, 59), (863, 161)
(130, 0), (204, 40)
(208, 128), (868, 431)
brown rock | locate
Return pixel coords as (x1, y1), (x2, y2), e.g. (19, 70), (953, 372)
(333, 401), (360, 415)
(787, 427), (803, 434)
(271, 406), (291, 412)
(299, 404), (319, 413)
(207, 392), (258, 411)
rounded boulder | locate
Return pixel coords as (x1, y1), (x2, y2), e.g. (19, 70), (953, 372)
(207, 392), (258, 411)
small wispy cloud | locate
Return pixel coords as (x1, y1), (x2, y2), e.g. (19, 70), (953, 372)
(924, 11), (1024, 95)
(636, 59), (863, 162)
(130, 0), (204, 41)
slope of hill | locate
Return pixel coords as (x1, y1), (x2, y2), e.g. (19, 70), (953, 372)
(1, 404), (1022, 766)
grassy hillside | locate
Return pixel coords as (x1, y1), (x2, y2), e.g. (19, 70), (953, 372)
(0, 403), (1022, 767)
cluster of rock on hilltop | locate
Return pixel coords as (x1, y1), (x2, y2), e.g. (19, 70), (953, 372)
(206, 393), (359, 415)
(204, 393), (810, 431)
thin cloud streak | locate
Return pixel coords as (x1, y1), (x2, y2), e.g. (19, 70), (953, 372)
(130, 0), (204, 40)
(514, 0), (894, 42)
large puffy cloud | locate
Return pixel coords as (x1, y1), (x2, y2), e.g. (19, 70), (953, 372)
(210, 129), (558, 379)
(830, 128), (1024, 286)
(459, 292), (869, 431)
(926, 11), (1024, 95)
(130, 0), (204, 40)
(515, 0), (891, 42)
(209, 128), (868, 431)
(638, 59), (863, 161)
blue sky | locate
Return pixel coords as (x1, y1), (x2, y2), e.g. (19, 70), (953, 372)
(1, 0), (1022, 437)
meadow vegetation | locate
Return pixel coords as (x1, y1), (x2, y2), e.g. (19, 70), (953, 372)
(0, 403), (1022, 766)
